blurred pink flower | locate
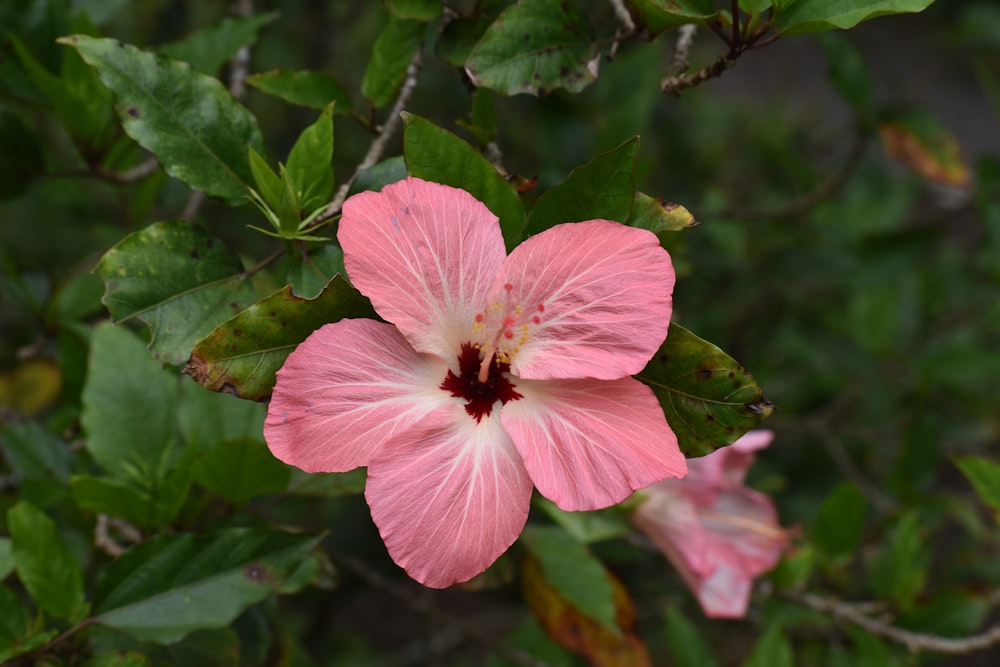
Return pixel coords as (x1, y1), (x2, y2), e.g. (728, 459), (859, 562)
(632, 430), (788, 618)
(265, 177), (685, 587)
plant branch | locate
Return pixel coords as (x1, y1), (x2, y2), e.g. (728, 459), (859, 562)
(317, 49), (424, 224)
(607, 0), (636, 60)
(785, 590), (1000, 654)
(661, 51), (738, 96)
(327, 546), (556, 667)
(31, 617), (98, 660)
(670, 25), (698, 76)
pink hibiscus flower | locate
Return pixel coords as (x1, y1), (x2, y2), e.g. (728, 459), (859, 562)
(265, 177), (686, 587)
(632, 430), (788, 618)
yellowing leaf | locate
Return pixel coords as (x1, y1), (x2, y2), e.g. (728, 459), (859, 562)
(879, 114), (971, 187)
(522, 555), (650, 667)
(0, 358), (62, 416)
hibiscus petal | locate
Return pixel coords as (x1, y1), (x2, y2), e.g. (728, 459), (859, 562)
(492, 220), (674, 380)
(686, 429), (774, 487)
(339, 178), (507, 360)
(366, 406), (533, 588)
(502, 376), (686, 511)
(264, 319), (450, 472)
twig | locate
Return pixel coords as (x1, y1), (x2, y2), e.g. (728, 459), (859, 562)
(670, 25), (697, 76)
(317, 50), (424, 224)
(94, 514), (143, 557)
(93, 157), (160, 183)
(607, 0), (635, 60)
(30, 618), (97, 660)
(327, 546), (556, 667)
(786, 590), (1000, 654)
(661, 51), (738, 96)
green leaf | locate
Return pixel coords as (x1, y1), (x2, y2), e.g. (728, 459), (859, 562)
(388, 0), (442, 21)
(59, 35), (263, 203)
(403, 113), (527, 249)
(286, 103), (335, 212)
(286, 469), (367, 497)
(869, 512), (927, 609)
(286, 245), (347, 299)
(775, 0), (936, 36)
(810, 483), (867, 558)
(8, 501), (87, 621)
(638, 323), (773, 458)
(81, 323), (180, 481)
(664, 606), (720, 667)
(955, 455), (1000, 520)
(84, 652), (152, 667)
(248, 147), (282, 207)
(457, 88), (498, 146)
(769, 544), (816, 589)
(437, 15), (496, 66)
(159, 12), (278, 75)
(361, 13), (424, 108)
(526, 138), (637, 235)
(93, 220), (257, 366)
(627, 193), (699, 237)
(741, 622), (793, 667)
(532, 497), (631, 544)
(349, 155), (408, 196)
(616, 0), (719, 34)
(0, 539), (12, 581)
(245, 69), (352, 111)
(0, 109), (44, 201)
(0, 420), (71, 484)
(0, 584), (57, 663)
(466, 0), (599, 97)
(177, 379), (267, 453)
(878, 110), (971, 187)
(70, 474), (161, 529)
(193, 437), (290, 505)
(93, 529), (322, 644)
(518, 525), (618, 635)
(185, 276), (375, 401)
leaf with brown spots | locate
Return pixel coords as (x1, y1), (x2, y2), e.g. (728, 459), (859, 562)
(94, 220), (256, 366)
(639, 323), (773, 458)
(185, 276), (375, 401)
(879, 111), (971, 188)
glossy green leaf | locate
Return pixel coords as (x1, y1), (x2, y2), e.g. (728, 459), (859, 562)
(775, 0), (936, 36)
(437, 15), (496, 66)
(286, 245), (347, 299)
(526, 138), (637, 235)
(638, 323), (773, 458)
(0, 584), (57, 663)
(361, 14), (424, 107)
(955, 455), (1000, 520)
(869, 512), (927, 609)
(59, 35), (263, 203)
(740, 0), (774, 13)
(403, 113), (527, 249)
(811, 483), (867, 557)
(286, 103), (335, 212)
(70, 474), (161, 529)
(193, 437), (290, 505)
(519, 525), (618, 635)
(8, 501), (87, 621)
(741, 623), (793, 667)
(186, 276), (374, 401)
(456, 88), (498, 147)
(245, 69), (352, 111)
(81, 323), (180, 481)
(664, 606), (720, 667)
(159, 12), (278, 75)
(93, 220), (257, 366)
(617, 0), (719, 34)
(627, 193), (699, 237)
(93, 529), (322, 644)
(466, 0), (599, 97)
(0, 109), (44, 201)
(532, 498), (631, 544)
(349, 155), (408, 196)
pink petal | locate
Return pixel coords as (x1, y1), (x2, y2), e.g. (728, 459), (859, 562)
(264, 319), (450, 472)
(490, 220), (674, 381)
(502, 376), (686, 511)
(699, 487), (787, 576)
(632, 485), (715, 579)
(365, 405), (533, 588)
(339, 178), (507, 361)
(687, 429), (774, 487)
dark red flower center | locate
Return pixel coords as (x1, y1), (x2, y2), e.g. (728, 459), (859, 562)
(440, 343), (523, 422)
